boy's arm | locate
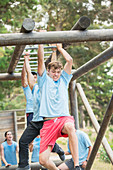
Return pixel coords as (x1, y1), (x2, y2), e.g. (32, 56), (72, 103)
(29, 141), (34, 152)
(38, 44), (45, 76)
(21, 62), (28, 88)
(82, 145), (92, 168)
(38, 30), (46, 76)
(86, 146), (92, 161)
(57, 44), (73, 74)
(51, 44), (57, 61)
(24, 55), (36, 90)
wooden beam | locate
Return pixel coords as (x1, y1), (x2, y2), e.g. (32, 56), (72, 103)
(86, 94), (113, 169)
(1, 29), (113, 47)
(7, 18), (35, 74)
(0, 159), (63, 170)
(72, 46), (113, 81)
(0, 73), (21, 81)
(76, 83), (113, 164)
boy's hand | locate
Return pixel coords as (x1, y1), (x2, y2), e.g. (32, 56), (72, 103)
(24, 55), (30, 60)
(6, 163), (11, 167)
(56, 43), (62, 50)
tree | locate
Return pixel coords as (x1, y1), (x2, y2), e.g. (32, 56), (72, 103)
(0, 0), (38, 32)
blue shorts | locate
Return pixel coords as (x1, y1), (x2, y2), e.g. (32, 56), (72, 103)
(65, 158), (84, 170)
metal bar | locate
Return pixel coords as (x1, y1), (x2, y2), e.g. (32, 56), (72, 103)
(72, 46), (113, 81)
(16, 64), (38, 68)
(7, 18), (35, 73)
(15, 68), (37, 71)
(76, 83), (113, 164)
(1, 29), (113, 47)
(20, 56), (50, 60)
(25, 45), (56, 50)
(22, 51), (53, 55)
(86, 94), (113, 169)
(18, 61), (37, 64)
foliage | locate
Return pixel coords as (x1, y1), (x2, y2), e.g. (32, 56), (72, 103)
(99, 142), (113, 163)
(0, 47), (22, 109)
(109, 125), (113, 133)
(0, 0), (38, 32)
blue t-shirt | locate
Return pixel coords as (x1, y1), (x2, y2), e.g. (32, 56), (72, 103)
(67, 130), (92, 165)
(32, 84), (43, 122)
(31, 137), (41, 162)
(23, 85), (34, 113)
(1, 141), (17, 166)
(37, 69), (73, 117)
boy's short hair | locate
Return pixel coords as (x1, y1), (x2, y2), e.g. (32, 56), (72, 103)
(47, 61), (63, 70)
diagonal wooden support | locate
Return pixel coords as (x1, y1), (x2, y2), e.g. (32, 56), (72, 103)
(7, 18), (35, 74)
(76, 83), (113, 164)
(72, 46), (113, 81)
(85, 94), (113, 169)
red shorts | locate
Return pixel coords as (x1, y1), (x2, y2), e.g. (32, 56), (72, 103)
(39, 116), (75, 153)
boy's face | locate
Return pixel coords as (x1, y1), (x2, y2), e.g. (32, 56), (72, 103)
(33, 75), (37, 83)
(48, 67), (61, 81)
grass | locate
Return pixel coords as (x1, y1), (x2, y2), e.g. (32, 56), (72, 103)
(92, 158), (113, 170)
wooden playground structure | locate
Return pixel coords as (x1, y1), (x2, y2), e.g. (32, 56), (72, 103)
(0, 16), (113, 169)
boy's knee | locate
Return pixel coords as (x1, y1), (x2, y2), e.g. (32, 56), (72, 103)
(19, 136), (26, 145)
(64, 123), (75, 132)
(39, 155), (46, 166)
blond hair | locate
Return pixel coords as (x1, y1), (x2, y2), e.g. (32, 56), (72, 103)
(47, 61), (63, 70)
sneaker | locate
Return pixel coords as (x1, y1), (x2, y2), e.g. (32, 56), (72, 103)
(58, 152), (65, 161)
(56, 146), (65, 161)
(52, 143), (65, 161)
(72, 166), (81, 170)
(16, 165), (31, 170)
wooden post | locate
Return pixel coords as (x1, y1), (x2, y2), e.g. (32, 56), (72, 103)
(76, 83), (113, 164)
(69, 81), (79, 129)
(72, 46), (113, 80)
(13, 111), (17, 142)
(71, 16), (90, 31)
(7, 18), (35, 74)
(86, 94), (113, 170)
